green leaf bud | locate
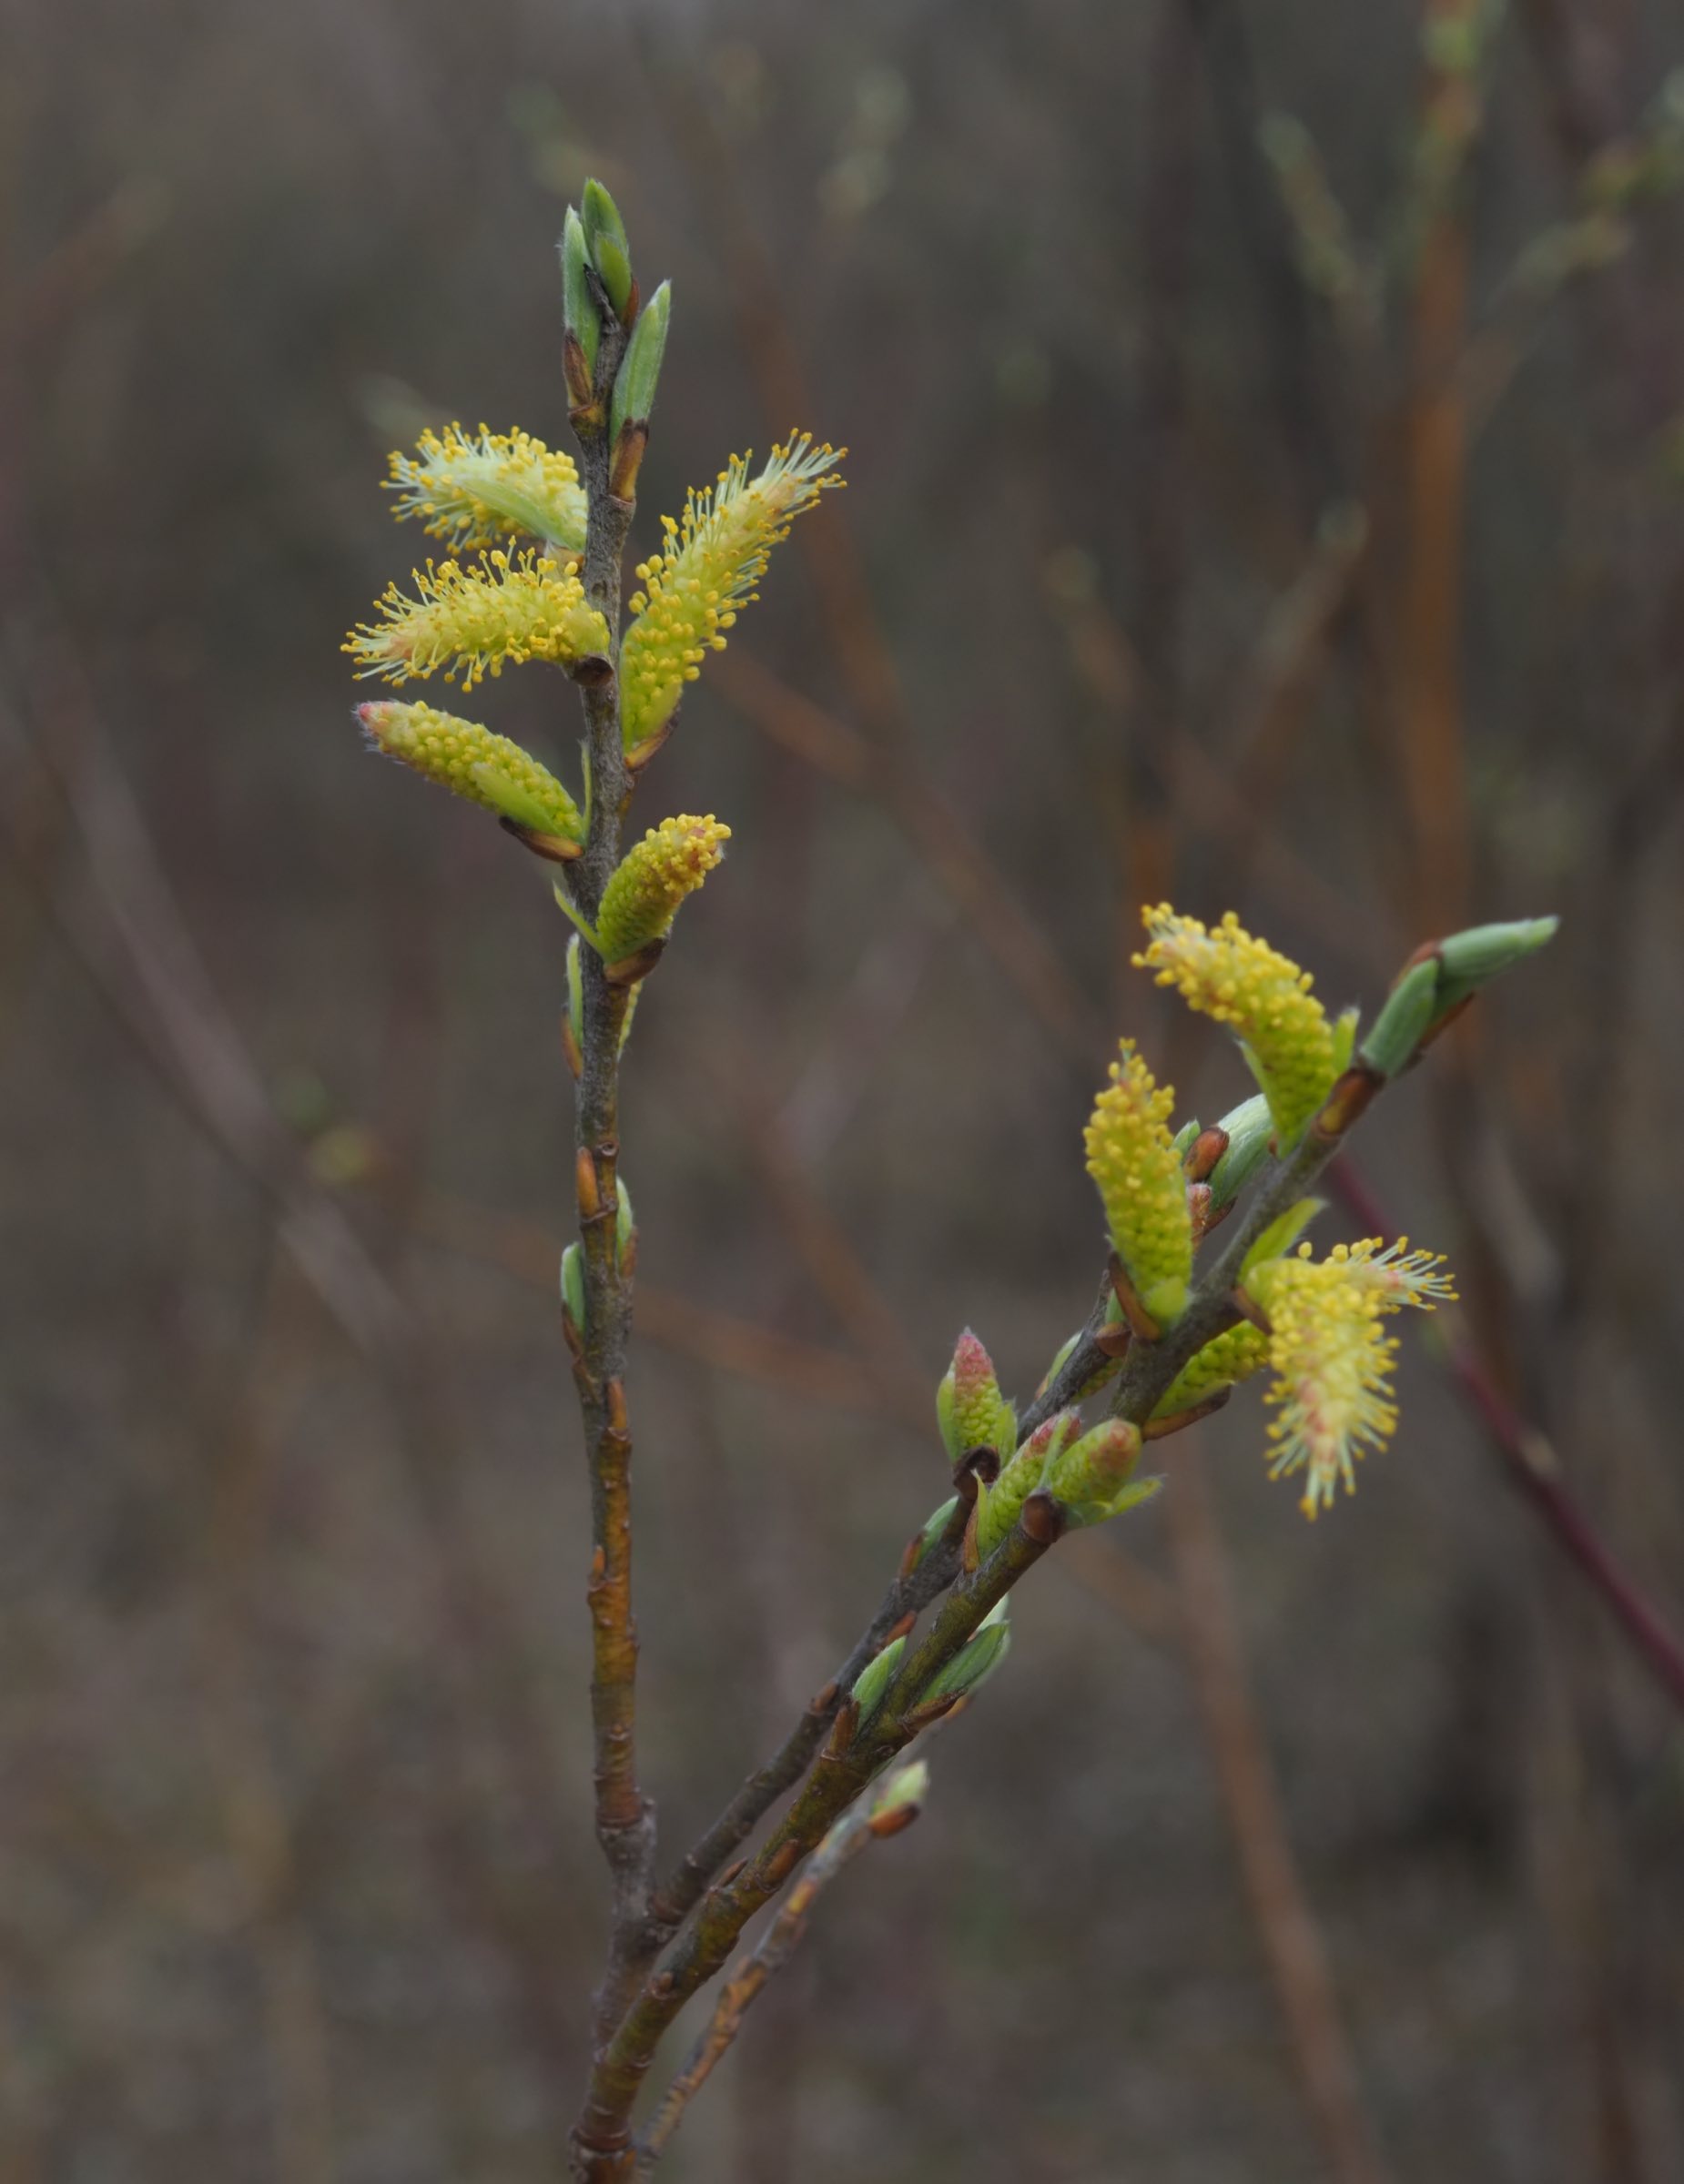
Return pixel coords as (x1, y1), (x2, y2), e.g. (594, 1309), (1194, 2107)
(1207, 1094), (1273, 1208)
(611, 279), (671, 442)
(561, 1240), (586, 1340)
(1432, 916), (1559, 1015)
(918, 1600), (1010, 1707)
(1358, 956), (1438, 1078)
(1039, 1330), (1080, 1390)
(567, 931), (584, 1052)
(615, 1178), (635, 1273)
(582, 177), (634, 316)
(850, 1633), (907, 1725)
(566, 931), (640, 1061)
(561, 206), (601, 382)
(869, 1760), (929, 1824)
(910, 1494), (959, 1568)
(1241, 1196), (1324, 1279)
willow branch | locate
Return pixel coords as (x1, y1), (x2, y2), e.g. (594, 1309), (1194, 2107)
(563, 303), (662, 2091)
(581, 1061), (1402, 2153)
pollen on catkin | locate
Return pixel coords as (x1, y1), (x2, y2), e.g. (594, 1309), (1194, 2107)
(594, 815), (731, 964)
(1083, 1040), (1193, 1328)
(357, 702), (583, 840)
(384, 425), (588, 556)
(1134, 905), (1339, 1147)
(1247, 1255), (1398, 1518)
(343, 551), (609, 690)
(618, 435), (845, 752)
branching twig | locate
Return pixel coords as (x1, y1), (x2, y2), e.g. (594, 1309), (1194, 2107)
(577, 1047), (1420, 2149)
(639, 1765), (928, 2168)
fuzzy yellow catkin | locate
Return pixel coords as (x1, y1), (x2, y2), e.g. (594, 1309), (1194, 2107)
(357, 701), (583, 840)
(1083, 1040), (1193, 1328)
(1134, 905), (1339, 1147)
(384, 424), (588, 555)
(618, 435), (844, 751)
(1246, 1254), (1399, 1518)
(344, 551), (609, 690)
(594, 815), (731, 963)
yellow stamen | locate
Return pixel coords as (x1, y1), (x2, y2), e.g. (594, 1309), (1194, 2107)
(1134, 905), (1338, 1146)
(619, 435), (844, 751)
(385, 424), (586, 555)
(344, 551), (609, 690)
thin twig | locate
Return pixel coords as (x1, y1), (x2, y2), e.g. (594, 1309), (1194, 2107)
(563, 300), (663, 2170)
(642, 1533), (960, 1953)
(639, 1768), (926, 2168)
(584, 1034), (1424, 2147)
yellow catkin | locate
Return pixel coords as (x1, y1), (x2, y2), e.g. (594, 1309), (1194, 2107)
(385, 424), (587, 555)
(358, 701), (582, 840)
(1083, 1040), (1193, 1327)
(1134, 905), (1338, 1146)
(1247, 1255), (1398, 1518)
(1151, 1322), (1271, 1420)
(595, 815), (731, 963)
(343, 550), (609, 690)
(618, 435), (844, 750)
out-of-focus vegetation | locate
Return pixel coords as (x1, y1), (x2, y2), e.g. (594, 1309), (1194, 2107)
(3, 2), (1683, 2179)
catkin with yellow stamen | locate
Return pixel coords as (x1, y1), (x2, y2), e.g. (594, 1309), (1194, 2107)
(344, 551), (609, 690)
(1083, 1040), (1193, 1328)
(385, 425), (587, 555)
(594, 815), (731, 964)
(619, 435), (845, 752)
(1247, 1255), (1398, 1518)
(358, 701), (583, 841)
(1134, 905), (1338, 1147)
